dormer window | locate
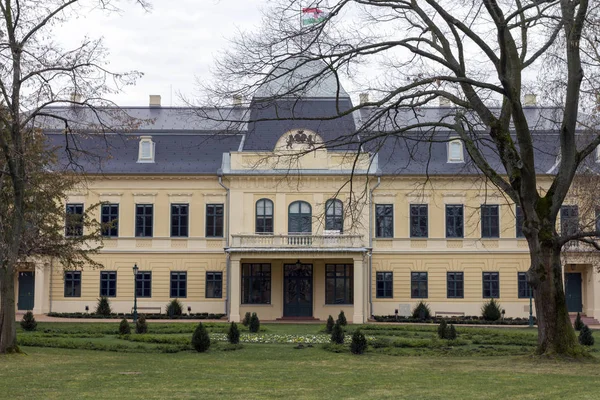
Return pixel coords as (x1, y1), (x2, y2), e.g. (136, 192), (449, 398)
(448, 139), (464, 163)
(138, 136), (155, 163)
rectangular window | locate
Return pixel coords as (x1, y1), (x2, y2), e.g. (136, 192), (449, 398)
(206, 204), (224, 237)
(561, 205), (579, 237)
(518, 272), (533, 299)
(375, 204), (393, 238)
(481, 205), (499, 238)
(64, 271), (81, 297)
(410, 204), (428, 238)
(483, 272), (500, 298)
(170, 271), (187, 298)
(447, 272), (464, 299)
(65, 203), (84, 237)
(376, 271), (393, 298)
(411, 272), (428, 298)
(242, 263), (271, 304)
(135, 271), (152, 298)
(100, 271), (117, 297)
(206, 272), (223, 298)
(445, 205), (464, 238)
(326, 264), (354, 304)
(135, 204), (153, 237)
(170, 204), (189, 237)
(101, 204), (119, 237)
(516, 205), (525, 238)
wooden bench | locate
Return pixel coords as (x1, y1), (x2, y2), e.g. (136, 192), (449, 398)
(435, 311), (465, 317)
(132, 306), (162, 315)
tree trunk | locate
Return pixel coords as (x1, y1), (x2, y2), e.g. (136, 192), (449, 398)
(0, 267), (19, 354)
(532, 244), (579, 357)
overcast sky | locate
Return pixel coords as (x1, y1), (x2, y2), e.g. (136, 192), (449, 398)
(56, 0), (267, 106)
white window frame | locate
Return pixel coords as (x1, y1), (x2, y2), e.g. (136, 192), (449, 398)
(447, 139), (464, 163)
(138, 136), (155, 163)
(596, 144), (600, 163)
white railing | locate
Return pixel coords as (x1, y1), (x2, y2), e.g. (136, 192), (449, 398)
(231, 233), (365, 249)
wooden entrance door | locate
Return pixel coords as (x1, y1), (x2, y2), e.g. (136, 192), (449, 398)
(283, 264), (313, 317)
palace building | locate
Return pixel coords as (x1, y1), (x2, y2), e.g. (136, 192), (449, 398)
(13, 61), (600, 323)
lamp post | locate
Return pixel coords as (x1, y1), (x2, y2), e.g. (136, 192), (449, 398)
(132, 263), (139, 324)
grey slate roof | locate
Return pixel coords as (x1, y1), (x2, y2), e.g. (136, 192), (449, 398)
(36, 106), (247, 134)
(46, 132), (243, 175)
(367, 132), (563, 175)
(243, 98), (359, 151)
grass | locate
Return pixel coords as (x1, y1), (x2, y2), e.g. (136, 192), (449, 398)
(1, 322), (599, 399)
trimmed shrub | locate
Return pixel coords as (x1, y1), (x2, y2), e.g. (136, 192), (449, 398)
(350, 330), (368, 354)
(249, 312), (260, 333)
(227, 322), (240, 344)
(337, 310), (347, 326)
(437, 320), (448, 339)
(447, 324), (457, 340)
(242, 312), (251, 327)
(119, 318), (131, 335)
(166, 299), (184, 317)
(326, 315), (335, 333)
(574, 312), (584, 331)
(20, 311), (37, 331)
(331, 322), (345, 344)
(135, 315), (148, 334)
(95, 297), (112, 316)
(192, 322), (211, 352)
(412, 301), (431, 320)
(481, 299), (502, 321)
(579, 325), (595, 346)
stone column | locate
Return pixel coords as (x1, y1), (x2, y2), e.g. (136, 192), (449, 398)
(229, 258), (241, 322)
(593, 265), (600, 321)
(353, 256), (364, 323)
(33, 264), (47, 315)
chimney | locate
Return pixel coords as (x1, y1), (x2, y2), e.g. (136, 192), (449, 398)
(359, 93), (369, 105)
(524, 93), (537, 107)
(439, 97), (452, 107)
(232, 95), (243, 107)
(149, 95), (162, 108)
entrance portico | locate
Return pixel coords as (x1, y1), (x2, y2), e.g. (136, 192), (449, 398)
(228, 234), (368, 322)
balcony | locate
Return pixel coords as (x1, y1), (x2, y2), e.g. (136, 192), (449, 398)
(230, 233), (366, 251)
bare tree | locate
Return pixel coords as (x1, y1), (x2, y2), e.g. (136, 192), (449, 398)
(201, 1), (600, 357)
(0, 0), (149, 354)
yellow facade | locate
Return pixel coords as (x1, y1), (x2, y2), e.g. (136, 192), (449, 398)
(13, 129), (600, 323)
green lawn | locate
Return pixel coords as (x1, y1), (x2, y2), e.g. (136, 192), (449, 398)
(1, 322), (599, 399)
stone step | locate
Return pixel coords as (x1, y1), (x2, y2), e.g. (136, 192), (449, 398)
(570, 314), (600, 326)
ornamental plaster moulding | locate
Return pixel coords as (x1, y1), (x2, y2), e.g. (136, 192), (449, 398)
(133, 193), (158, 203)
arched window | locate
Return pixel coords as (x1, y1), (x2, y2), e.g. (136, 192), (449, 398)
(255, 199), (274, 234)
(325, 199), (343, 232)
(448, 139), (464, 163)
(288, 201), (312, 234)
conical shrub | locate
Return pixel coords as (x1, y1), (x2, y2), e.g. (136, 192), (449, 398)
(227, 322), (240, 344)
(192, 322), (211, 352)
(249, 312), (260, 333)
(579, 325), (595, 346)
(119, 318), (131, 335)
(326, 315), (335, 333)
(574, 312), (584, 331)
(350, 330), (367, 354)
(331, 322), (344, 344)
(447, 324), (457, 340)
(437, 320), (448, 339)
(135, 315), (148, 334)
(20, 311), (37, 331)
(95, 297), (112, 316)
(337, 310), (347, 326)
(481, 299), (502, 321)
(242, 312), (251, 326)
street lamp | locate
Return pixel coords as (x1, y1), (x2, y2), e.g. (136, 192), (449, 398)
(132, 263), (139, 323)
(529, 287), (534, 328)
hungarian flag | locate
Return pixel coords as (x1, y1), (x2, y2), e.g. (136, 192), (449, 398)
(302, 7), (328, 26)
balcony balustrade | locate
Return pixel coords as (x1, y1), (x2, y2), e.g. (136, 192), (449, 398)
(230, 233), (365, 249)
